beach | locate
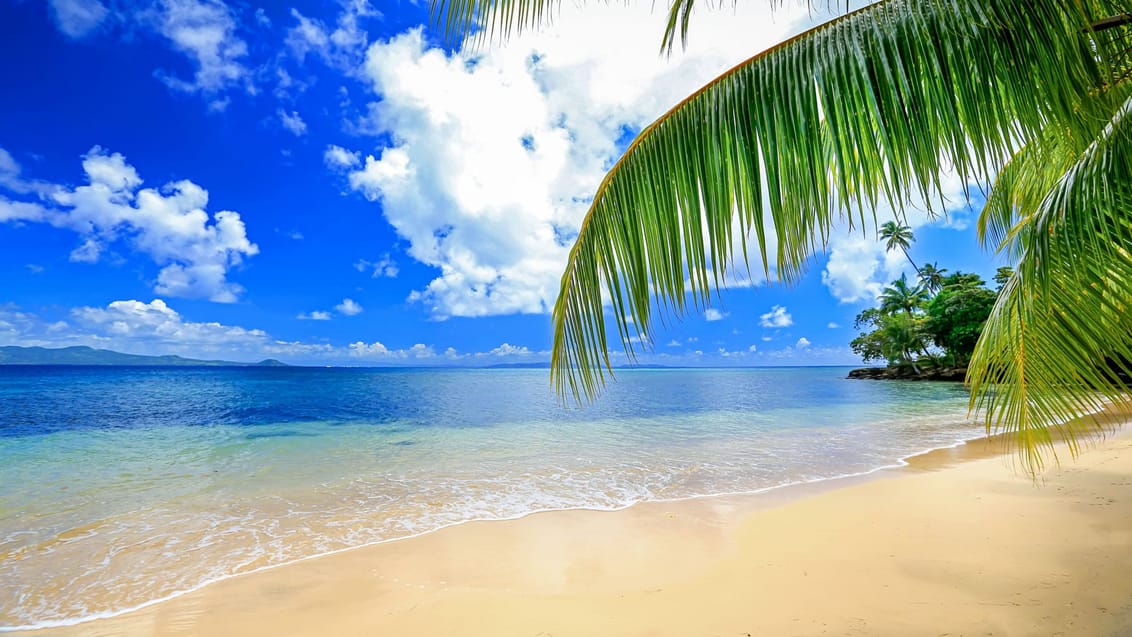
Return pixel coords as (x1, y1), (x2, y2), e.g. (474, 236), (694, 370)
(15, 427), (1132, 637)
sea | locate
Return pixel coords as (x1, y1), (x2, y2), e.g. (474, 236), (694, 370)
(0, 365), (983, 630)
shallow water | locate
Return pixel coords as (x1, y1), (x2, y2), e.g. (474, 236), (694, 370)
(0, 366), (980, 629)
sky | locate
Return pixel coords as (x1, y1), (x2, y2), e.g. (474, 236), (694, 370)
(0, 0), (1007, 367)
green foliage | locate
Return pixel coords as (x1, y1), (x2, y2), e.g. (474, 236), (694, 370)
(924, 274), (997, 365)
(854, 269), (996, 370)
(850, 308), (887, 363)
(878, 274), (928, 316)
(992, 266), (1014, 291)
(851, 306), (932, 371)
(918, 262), (947, 294)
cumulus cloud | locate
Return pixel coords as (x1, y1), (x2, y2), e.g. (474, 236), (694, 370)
(278, 109), (308, 136)
(73, 299), (261, 343)
(48, 0), (109, 38)
(820, 233), (905, 304)
(796, 337), (811, 349)
(344, 4), (820, 318)
(149, 0), (251, 97)
(285, 1), (379, 72)
(0, 301), (555, 366)
(704, 308), (726, 322)
(827, 322), (840, 329)
(298, 311), (331, 320)
(0, 148), (54, 197)
(335, 298), (363, 316)
(325, 145), (362, 170)
(348, 341), (436, 359)
(759, 305), (793, 328)
(0, 146), (258, 302)
(487, 342), (531, 356)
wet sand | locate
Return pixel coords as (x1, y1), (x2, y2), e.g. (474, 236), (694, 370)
(17, 428), (1132, 636)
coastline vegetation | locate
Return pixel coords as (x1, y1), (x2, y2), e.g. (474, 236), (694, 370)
(850, 225), (999, 376)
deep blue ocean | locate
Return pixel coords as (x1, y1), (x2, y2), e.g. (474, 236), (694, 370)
(0, 365), (980, 629)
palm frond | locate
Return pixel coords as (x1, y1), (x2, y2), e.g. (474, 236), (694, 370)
(968, 90), (1132, 471)
(552, 0), (1110, 403)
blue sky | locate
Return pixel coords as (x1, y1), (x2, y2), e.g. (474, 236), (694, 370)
(0, 0), (1005, 366)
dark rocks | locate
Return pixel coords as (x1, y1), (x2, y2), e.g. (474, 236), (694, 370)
(847, 366), (967, 381)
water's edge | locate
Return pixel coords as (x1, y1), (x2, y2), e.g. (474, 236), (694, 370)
(0, 430), (999, 634)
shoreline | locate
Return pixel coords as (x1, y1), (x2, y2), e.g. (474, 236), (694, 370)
(11, 424), (1132, 635)
(2, 428), (1003, 633)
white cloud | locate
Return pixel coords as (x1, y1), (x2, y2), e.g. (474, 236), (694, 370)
(48, 0), (109, 38)
(0, 197), (50, 224)
(759, 305), (793, 328)
(0, 148), (21, 186)
(285, 1), (379, 72)
(348, 340), (436, 359)
(487, 342), (531, 356)
(71, 299), (274, 354)
(150, 0), (250, 96)
(0, 302), (563, 366)
(748, 344), (757, 352)
(345, 4), (820, 318)
(704, 308), (726, 322)
(666, 339), (681, 347)
(0, 148), (54, 197)
(354, 254), (398, 278)
(325, 145), (362, 170)
(0, 146), (257, 302)
(298, 311), (331, 320)
(796, 337), (811, 349)
(827, 322), (840, 329)
(335, 298), (363, 316)
(0, 301), (552, 365)
(278, 109), (308, 136)
(820, 233), (900, 304)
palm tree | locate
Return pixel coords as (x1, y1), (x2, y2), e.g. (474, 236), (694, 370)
(879, 221), (918, 272)
(878, 274), (927, 317)
(435, 0), (1132, 470)
(917, 263), (947, 295)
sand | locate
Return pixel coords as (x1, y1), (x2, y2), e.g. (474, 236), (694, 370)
(17, 429), (1132, 637)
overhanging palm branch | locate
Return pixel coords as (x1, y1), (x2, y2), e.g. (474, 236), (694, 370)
(969, 91), (1132, 471)
(546, 0), (1113, 403)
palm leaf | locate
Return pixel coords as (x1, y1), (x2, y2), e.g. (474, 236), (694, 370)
(550, 0), (1111, 403)
(969, 90), (1132, 471)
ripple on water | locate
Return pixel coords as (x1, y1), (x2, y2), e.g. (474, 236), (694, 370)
(0, 367), (980, 629)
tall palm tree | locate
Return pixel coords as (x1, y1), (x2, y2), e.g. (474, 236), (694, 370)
(879, 221), (918, 272)
(917, 262), (947, 295)
(878, 274), (927, 317)
(434, 0), (1132, 470)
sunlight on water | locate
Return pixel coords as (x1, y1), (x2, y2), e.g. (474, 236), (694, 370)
(0, 366), (979, 629)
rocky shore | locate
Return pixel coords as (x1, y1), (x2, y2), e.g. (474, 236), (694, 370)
(847, 366), (967, 381)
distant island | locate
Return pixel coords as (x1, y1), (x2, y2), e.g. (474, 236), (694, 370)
(0, 346), (288, 367)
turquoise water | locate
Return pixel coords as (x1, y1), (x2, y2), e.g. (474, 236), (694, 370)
(0, 366), (980, 629)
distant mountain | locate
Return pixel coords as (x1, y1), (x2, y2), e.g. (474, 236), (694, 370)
(0, 346), (288, 367)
